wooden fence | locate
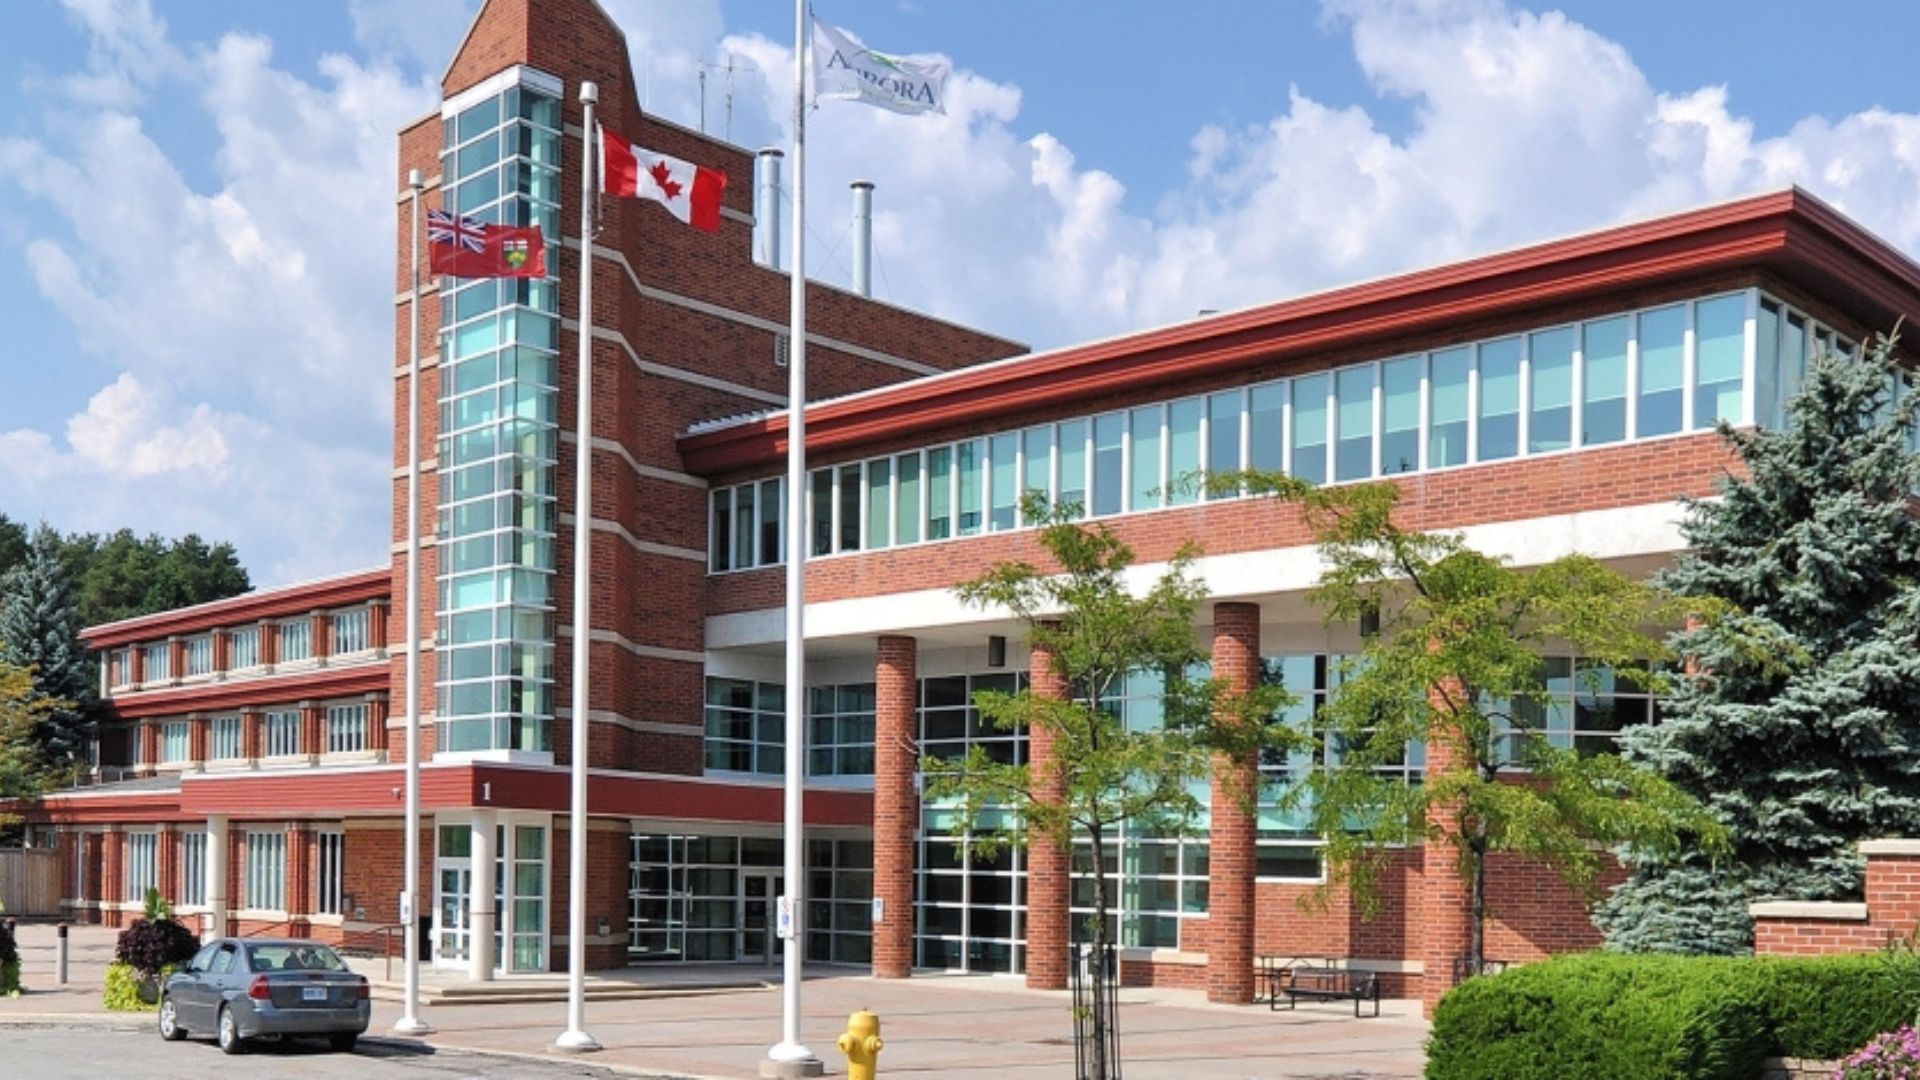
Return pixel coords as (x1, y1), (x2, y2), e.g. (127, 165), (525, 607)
(0, 849), (61, 916)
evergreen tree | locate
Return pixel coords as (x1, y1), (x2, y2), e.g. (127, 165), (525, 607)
(0, 526), (96, 771)
(1599, 335), (1920, 953)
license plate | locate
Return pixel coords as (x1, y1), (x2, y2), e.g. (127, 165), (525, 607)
(302, 987), (328, 1002)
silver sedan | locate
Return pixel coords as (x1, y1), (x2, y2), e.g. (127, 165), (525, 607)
(158, 938), (371, 1054)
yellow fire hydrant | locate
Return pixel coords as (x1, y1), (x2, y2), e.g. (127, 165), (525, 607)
(836, 1008), (884, 1080)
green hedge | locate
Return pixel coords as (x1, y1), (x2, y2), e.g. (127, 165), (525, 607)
(1427, 951), (1920, 1080)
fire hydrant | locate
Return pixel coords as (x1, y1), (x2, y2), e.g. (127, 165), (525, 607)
(836, 1008), (884, 1080)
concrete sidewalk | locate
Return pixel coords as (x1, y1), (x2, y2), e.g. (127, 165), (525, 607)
(2, 923), (1428, 1078)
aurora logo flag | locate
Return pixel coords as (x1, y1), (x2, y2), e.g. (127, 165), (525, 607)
(811, 16), (949, 115)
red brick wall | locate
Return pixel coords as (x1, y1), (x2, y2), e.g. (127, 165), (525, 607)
(872, 635), (918, 978)
(1024, 633), (1070, 990)
(1207, 603), (1260, 1003)
(1754, 848), (1920, 957)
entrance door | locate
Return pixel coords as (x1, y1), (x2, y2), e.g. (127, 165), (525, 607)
(738, 871), (783, 966)
(438, 863), (472, 965)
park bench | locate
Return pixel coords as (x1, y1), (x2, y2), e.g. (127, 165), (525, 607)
(1268, 962), (1381, 1017)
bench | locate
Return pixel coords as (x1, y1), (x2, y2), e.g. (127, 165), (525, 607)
(1273, 964), (1381, 1017)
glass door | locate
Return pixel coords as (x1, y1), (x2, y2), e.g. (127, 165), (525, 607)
(739, 871), (783, 966)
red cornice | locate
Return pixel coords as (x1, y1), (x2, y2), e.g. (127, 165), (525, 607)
(103, 662), (390, 720)
(679, 189), (1920, 473)
(84, 569), (390, 649)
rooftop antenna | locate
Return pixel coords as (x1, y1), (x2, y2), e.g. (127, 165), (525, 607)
(699, 54), (740, 140)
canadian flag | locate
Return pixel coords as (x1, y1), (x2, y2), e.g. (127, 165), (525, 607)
(600, 126), (728, 232)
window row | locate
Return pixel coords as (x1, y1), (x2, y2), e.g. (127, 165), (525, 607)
(115, 828), (342, 916)
(110, 608), (381, 689)
(137, 702), (376, 765)
(703, 678), (876, 778)
(710, 290), (1756, 572)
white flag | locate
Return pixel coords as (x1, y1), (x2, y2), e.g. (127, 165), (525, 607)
(811, 17), (949, 116)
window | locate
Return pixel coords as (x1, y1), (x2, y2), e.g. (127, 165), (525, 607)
(1477, 337), (1522, 462)
(143, 642), (170, 682)
(758, 478), (783, 566)
(1428, 348), (1471, 468)
(894, 452), (922, 544)
(327, 703), (369, 754)
(264, 710), (301, 757)
(332, 609), (371, 655)
(988, 433), (1018, 531)
(710, 488), (734, 572)
(808, 683), (876, 778)
(866, 457), (892, 548)
(125, 832), (157, 901)
(229, 627), (260, 670)
(1694, 294), (1745, 428)
(1517, 658), (1659, 757)
(1021, 425), (1053, 521)
(704, 678), (783, 774)
(113, 647), (134, 687)
(917, 671), (1028, 973)
(733, 481), (757, 570)
(1380, 357), (1421, 475)
(837, 462), (862, 550)
(1165, 397), (1203, 506)
(1582, 316), (1630, 445)
(183, 635), (214, 677)
(211, 716), (242, 761)
(1205, 392), (1241, 498)
(1247, 383), (1285, 474)
(181, 831), (207, 907)
(1057, 419), (1088, 514)
(246, 831), (286, 911)
(279, 620), (312, 663)
(1130, 404), (1163, 509)
(926, 446), (954, 540)
(809, 469), (833, 556)
(1291, 374), (1329, 483)
(1528, 327), (1575, 453)
(1090, 413), (1125, 516)
(160, 721), (189, 764)
(957, 439), (983, 536)
(1334, 366), (1375, 481)
(1755, 300), (1781, 428)
(317, 831), (345, 916)
(1637, 305), (1687, 437)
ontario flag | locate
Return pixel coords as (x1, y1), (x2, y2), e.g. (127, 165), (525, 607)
(427, 209), (548, 278)
(600, 126), (727, 232)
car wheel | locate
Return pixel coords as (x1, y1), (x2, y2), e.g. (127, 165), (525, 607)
(157, 996), (185, 1041)
(328, 1033), (358, 1053)
(217, 1005), (244, 1055)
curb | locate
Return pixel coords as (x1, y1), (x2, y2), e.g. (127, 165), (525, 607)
(0, 1010), (150, 1031)
(363, 1036), (727, 1079)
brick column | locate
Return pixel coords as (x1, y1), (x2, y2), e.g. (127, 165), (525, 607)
(368, 600), (390, 655)
(158, 827), (181, 906)
(873, 635), (919, 978)
(213, 630), (232, 679)
(83, 832), (104, 925)
(259, 620), (279, 670)
(366, 695), (390, 754)
(1420, 673), (1474, 1017)
(1207, 602), (1261, 1003)
(138, 722), (160, 775)
(189, 714), (211, 769)
(102, 830), (125, 926)
(242, 708), (264, 762)
(301, 701), (323, 759)
(129, 645), (145, 686)
(287, 825), (314, 934)
(166, 636), (184, 684)
(311, 610), (332, 666)
(1026, 630), (1070, 990)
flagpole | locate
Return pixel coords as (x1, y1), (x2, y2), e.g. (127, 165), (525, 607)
(767, 1), (820, 1075)
(554, 79), (602, 1055)
(392, 167), (433, 1041)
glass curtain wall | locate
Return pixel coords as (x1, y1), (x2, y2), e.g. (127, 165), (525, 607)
(434, 69), (563, 754)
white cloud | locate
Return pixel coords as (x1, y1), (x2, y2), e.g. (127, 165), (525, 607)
(63, 373), (228, 477)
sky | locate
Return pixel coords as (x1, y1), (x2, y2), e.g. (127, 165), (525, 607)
(1, 0), (1918, 589)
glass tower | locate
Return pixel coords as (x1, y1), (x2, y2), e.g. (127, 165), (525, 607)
(434, 68), (564, 755)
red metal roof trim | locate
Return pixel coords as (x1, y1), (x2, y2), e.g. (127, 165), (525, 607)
(84, 568), (390, 648)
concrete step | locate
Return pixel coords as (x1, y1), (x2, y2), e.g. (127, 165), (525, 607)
(365, 976), (773, 1006)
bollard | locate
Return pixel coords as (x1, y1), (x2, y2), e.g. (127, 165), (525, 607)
(55, 923), (68, 985)
(835, 1008), (883, 1080)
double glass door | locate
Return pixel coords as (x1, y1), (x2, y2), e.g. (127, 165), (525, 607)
(738, 871), (783, 966)
(434, 819), (549, 973)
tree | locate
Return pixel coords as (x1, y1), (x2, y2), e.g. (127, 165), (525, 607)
(924, 496), (1290, 1076)
(1599, 334), (1920, 952)
(65, 529), (249, 627)
(0, 525), (95, 772)
(1232, 472), (1723, 977)
(0, 514), (27, 580)
(0, 659), (61, 826)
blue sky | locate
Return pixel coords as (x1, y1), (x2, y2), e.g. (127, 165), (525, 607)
(2, 0), (1919, 588)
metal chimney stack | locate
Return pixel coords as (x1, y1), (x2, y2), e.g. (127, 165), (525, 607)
(756, 147), (784, 270)
(851, 180), (874, 297)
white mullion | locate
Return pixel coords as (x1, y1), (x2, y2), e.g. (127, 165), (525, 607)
(1466, 346), (1480, 465)
(1158, 405), (1171, 509)
(1682, 300), (1698, 432)
(1571, 332), (1586, 449)
(1196, 402), (1209, 500)
(1626, 315), (1642, 440)
(1741, 288), (1759, 429)
(1517, 335), (1531, 457)
(1370, 361), (1384, 478)
(1237, 387), (1251, 479)
(1418, 356), (1431, 471)
(1322, 378), (1336, 477)
(1280, 379), (1294, 476)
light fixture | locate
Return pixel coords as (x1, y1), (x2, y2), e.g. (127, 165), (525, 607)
(987, 635), (1007, 668)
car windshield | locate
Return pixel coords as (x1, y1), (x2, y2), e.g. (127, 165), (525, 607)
(246, 944), (349, 973)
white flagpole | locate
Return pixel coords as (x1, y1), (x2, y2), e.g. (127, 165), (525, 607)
(392, 167), (433, 1041)
(554, 79), (602, 1055)
(767, 1), (820, 1075)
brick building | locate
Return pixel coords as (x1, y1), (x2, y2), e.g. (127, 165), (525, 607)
(14, 0), (1920, 1011)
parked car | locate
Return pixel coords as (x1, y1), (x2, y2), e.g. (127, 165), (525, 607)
(158, 937), (370, 1054)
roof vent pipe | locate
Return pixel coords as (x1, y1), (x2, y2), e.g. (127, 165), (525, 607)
(756, 148), (784, 270)
(851, 180), (874, 298)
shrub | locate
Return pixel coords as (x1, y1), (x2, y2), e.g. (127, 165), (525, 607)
(1426, 951), (1920, 1080)
(1837, 1025), (1920, 1079)
(113, 892), (198, 982)
(103, 961), (158, 1012)
(0, 919), (18, 997)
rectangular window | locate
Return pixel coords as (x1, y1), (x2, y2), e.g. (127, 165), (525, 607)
(988, 433), (1018, 531)
(211, 716), (242, 761)
(1334, 366), (1375, 481)
(161, 721), (189, 764)
(1022, 425), (1053, 521)
(1291, 373), (1329, 483)
(317, 832), (345, 916)
(1694, 295), (1745, 428)
(144, 643), (170, 682)
(326, 704), (369, 754)
(703, 677), (784, 775)
(1582, 316), (1630, 446)
(1057, 419), (1088, 515)
(279, 620), (312, 662)
(1477, 337), (1522, 463)
(708, 487), (733, 572)
(264, 710), (302, 757)
(757, 478), (783, 565)
(926, 446), (953, 540)
(332, 609), (371, 655)
(1166, 397), (1202, 506)
(838, 463), (863, 551)
(181, 832), (206, 907)
(956, 439), (983, 536)
(125, 832), (157, 902)
(1130, 404), (1164, 509)
(894, 453), (922, 545)
(1380, 357), (1421, 475)
(1247, 382), (1285, 473)
(1206, 392), (1241, 498)
(1428, 349), (1471, 467)
(865, 457), (892, 549)
(229, 627), (260, 670)
(809, 469), (833, 556)
(1528, 327), (1575, 453)
(1091, 413), (1124, 516)
(1781, 313), (1808, 417)
(1637, 305), (1686, 437)
(730, 482), (756, 570)
(808, 682), (877, 778)
(1754, 300), (1781, 428)
(113, 647), (133, 687)
(184, 635), (214, 677)
(246, 831), (286, 912)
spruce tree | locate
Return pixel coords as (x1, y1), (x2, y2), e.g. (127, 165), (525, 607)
(0, 525), (96, 771)
(1599, 335), (1920, 952)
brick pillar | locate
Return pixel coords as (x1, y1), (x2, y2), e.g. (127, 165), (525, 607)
(287, 825), (314, 933)
(312, 610), (332, 666)
(189, 714), (211, 769)
(129, 646), (146, 686)
(873, 634), (918, 978)
(158, 827), (181, 906)
(1207, 602), (1261, 1004)
(138, 722), (160, 775)
(368, 600), (390, 655)
(1026, 630), (1070, 990)
(102, 830), (125, 925)
(301, 701), (323, 758)
(242, 708), (264, 761)
(83, 833), (104, 925)
(259, 620), (279, 669)
(1420, 673), (1473, 1017)
(367, 695), (390, 754)
(167, 636), (184, 684)
(213, 630), (232, 679)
